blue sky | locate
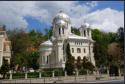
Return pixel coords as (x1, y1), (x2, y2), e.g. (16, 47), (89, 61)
(0, 1), (124, 34)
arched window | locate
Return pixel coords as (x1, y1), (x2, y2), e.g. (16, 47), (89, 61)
(59, 28), (60, 35)
(77, 56), (81, 63)
(87, 30), (89, 36)
(84, 48), (86, 53)
(77, 42), (78, 45)
(84, 30), (86, 36)
(47, 56), (48, 64)
(71, 56), (75, 63)
(83, 56), (87, 63)
(62, 28), (64, 34)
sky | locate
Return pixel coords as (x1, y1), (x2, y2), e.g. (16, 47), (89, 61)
(0, 1), (124, 34)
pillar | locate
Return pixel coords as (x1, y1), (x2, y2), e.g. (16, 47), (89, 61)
(39, 72), (41, 78)
(87, 69), (89, 75)
(65, 71), (67, 77)
(76, 70), (78, 76)
(10, 73), (12, 80)
(52, 71), (54, 77)
(25, 72), (27, 79)
(118, 69), (121, 77)
(97, 70), (99, 75)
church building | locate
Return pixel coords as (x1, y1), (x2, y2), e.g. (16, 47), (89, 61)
(39, 10), (95, 70)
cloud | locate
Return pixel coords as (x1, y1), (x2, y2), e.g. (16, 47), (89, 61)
(86, 1), (98, 7)
(0, 1), (124, 33)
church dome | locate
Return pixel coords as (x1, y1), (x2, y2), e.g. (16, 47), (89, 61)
(53, 10), (71, 22)
(56, 19), (66, 26)
(40, 40), (53, 46)
(81, 21), (90, 28)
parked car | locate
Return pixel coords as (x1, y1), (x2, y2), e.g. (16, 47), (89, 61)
(29, 68), (34, 72)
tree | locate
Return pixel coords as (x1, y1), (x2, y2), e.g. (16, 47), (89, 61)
(2, 25), (6, 31)
(66, 43), (72, 62)
(93, 42), (105, 66)
(65, 43), (74, 75)
(108, 32), (117, 43)
(0, 62), (10, 79)
(92, 29), (102, 44)
(71, 27), (80, 36)
(6, 28), (30, 69)
(116, 27), (124, 53)
(82, 62), (95, 71)
(44, 27), (53, 39)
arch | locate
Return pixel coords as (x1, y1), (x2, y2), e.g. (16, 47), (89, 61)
(83, 56), (87, 63)
(84, 30), (86, 36)
(77, 56), (81, 63)
(71, 56), (75, 63)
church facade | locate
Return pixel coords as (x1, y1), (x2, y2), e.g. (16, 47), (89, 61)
(39, 10), (95, 70)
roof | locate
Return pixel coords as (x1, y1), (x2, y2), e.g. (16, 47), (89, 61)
(0, 28), (4, 31)
(53, 10), (71, 22)
(40, 40), (53, 46)
(68, 34), (87, 40)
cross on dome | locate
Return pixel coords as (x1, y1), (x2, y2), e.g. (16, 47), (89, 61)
(60, 7), (62, 11)
(84, 18), (86, 23)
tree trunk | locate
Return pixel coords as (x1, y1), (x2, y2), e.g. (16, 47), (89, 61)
(3, 73), (5, 79)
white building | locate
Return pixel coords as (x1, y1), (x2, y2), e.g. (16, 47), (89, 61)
(39, 10), (95, 71)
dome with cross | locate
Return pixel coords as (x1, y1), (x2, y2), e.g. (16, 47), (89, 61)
(81, 19), (90, 28)
(53, 8), (71, 22)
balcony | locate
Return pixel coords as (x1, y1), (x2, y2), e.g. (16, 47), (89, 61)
(3, 51), (11, 58)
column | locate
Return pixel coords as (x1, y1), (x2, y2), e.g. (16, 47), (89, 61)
(87, 69), (89, 75)
(107, 69), (109, 80)
(97, 70), (99, 75)
(52, 71), (54, 77)
(118, 69), (121, 77)
(25, 72), (27, 79)
(76, 70), (78, 76)
(10, 73), (12, 80)
(65, 71), (67, 77)
(39, 72), (41, 78)
(86, 29), (87, 37)
(90, 30), (91, 38)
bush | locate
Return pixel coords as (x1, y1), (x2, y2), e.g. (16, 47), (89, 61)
(109, 64), (119, 76)
(45, 71), (52, 77)
(39, 70), (47, 77)
(79, 69), (87, 75)
(82, 62), (95, 71)
(53, 69), (59, 76)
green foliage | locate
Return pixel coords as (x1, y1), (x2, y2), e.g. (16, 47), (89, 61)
(92, 29), (102, 44)
(79, 68), (87, 75)
(108, 32), (117, 43)
(29, 29), (36, 37)
(82, 62), (95, 71)
(44, 27), (53, 39)
(0, 62), (10, 79)
(93, 42), (106, 66)
(71, 27), (80, 36)
(65, 61), (74, 75)
(66, 43), (72, 62)
(116, 27), (124, 53)
(39, 70), (47, 77)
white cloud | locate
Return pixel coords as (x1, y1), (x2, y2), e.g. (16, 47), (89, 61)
(0, 1), (124, 33)
(86, 1), (98, 7)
